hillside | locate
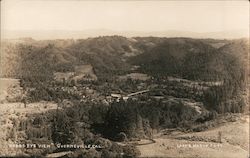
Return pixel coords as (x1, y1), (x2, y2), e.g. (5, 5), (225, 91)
(138, 114), (249, 158)
(130, 38), (246, 82)
(66, 36), (137, 76)
(2, 37), (247, 81)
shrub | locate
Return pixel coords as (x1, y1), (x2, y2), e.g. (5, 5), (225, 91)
(122, 145), (141, 158)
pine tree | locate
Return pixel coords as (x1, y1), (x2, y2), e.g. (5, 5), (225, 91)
(51, 111), (75, 144)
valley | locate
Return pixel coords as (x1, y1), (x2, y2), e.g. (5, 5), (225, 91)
(0, 36), (249, 157)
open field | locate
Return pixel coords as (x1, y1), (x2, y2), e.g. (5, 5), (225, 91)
(0, 78), (22, 102)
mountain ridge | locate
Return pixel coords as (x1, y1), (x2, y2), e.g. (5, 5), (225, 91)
(2, 29), (248, 40)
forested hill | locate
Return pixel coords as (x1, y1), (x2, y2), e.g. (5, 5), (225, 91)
(131, 38), (247, 83)
(1, 36), (248, 83)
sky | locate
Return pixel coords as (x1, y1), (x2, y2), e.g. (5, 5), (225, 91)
(1, 0), (249, 38)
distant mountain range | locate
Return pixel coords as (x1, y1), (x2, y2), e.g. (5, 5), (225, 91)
(2, 29), (248, 40)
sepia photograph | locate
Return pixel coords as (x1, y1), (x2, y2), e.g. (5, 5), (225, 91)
(0, 0), (249, 157)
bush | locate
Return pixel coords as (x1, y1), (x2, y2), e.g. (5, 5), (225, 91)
(78, 148), (101, 158)
(110, 142), (123, 154)
(122, 145), (141, 158)
(94, 137), (112, 149)
(101, 149), (122, 158)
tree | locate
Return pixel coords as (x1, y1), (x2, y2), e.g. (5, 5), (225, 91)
(51, 111), (75, 144)
(105, 101), (138, 139)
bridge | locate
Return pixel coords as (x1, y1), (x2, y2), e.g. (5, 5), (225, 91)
(126, 89), (150, 97)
